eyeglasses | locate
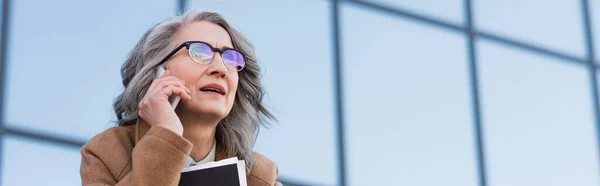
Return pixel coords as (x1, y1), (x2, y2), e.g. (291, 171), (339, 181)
(160, 41), (247, 71)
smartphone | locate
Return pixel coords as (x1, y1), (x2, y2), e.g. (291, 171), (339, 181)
(156, 67), (181, 109)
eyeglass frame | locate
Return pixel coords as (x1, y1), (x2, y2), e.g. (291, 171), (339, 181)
(158, 41), (248, 71)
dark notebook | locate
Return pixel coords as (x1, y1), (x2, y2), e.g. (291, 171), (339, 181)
(179, 157), (247, 186)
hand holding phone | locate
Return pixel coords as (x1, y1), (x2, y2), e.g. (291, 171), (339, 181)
(138, 67), (190, 135)
(156, 67), (182, 109)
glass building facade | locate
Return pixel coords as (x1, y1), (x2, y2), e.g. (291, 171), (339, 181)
(1, 0), (600, 185)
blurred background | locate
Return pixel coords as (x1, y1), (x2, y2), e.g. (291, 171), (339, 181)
(2, 0), (600, 185)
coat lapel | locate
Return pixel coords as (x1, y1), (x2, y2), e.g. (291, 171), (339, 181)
(214, 139), (251, 175)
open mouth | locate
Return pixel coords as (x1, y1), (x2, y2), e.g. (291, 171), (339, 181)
(200, 88), (224, 95)
(199, 84), (226, 95)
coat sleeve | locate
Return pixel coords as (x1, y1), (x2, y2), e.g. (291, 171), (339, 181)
(80, 126), (192, 186)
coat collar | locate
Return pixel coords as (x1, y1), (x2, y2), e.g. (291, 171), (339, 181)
(134, 119), (250, 175)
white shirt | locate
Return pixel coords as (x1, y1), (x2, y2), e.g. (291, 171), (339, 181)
(183, 141), (216, 167)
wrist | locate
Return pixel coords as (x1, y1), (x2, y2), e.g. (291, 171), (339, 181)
(164, 123), (184, 136)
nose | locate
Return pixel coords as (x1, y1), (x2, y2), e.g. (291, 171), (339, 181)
(206, 53), (227, 78)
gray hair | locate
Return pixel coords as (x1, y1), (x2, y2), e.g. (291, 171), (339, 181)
(112, 9), (274, 168)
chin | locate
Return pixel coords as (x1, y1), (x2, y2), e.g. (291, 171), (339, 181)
(192, 103), (229, 119)
(179, 98), (232, 120)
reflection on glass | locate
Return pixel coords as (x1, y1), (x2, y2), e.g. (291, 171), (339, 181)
(589, 0), (600, 61)
(0, 0), (3, 56)
(187, 0), (337, 185)
(342, 4), (478, 186)
(367, 0), (463, 25)
(478, 40), (599, 186)
(474, 0), (586, 58)
(2, 135), (81, 186)
(5, 0), (175, 140)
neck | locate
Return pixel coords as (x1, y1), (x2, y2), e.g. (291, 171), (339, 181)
(176, 108), (220, 162)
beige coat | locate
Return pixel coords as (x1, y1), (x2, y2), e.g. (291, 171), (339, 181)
(80, 120), (281, 186)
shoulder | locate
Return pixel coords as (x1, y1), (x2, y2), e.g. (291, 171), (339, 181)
(248, 152), (279, 185)
(81, 125), (137, 179)
(84, 125), (136, 152)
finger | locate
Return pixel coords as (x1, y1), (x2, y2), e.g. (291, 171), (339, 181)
(161, 86), (192, 100)
(148, 69), (172, 93)
(148, 76), (190, 94)
(155, 79), (191, 94)
(148, 78), (161, 94)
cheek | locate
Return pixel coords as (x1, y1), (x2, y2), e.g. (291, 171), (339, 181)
(228, 76), (239, 104)
(168, 58), (202, 83)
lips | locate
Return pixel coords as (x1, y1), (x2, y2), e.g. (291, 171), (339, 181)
(199, 83), (226, 95)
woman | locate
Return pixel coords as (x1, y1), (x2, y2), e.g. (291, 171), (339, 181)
(80, 9), (281, 186)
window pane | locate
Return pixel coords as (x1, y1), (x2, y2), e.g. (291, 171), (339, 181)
(4, 0), (174, 140)
(474, 0), (586, 58)
(342, 5), (478, 186)
(590, 0), (600, 61)
(0, 0), (3, 56)
(478, 40), (600, 186)
(187, 1), (337, 185)
(366, 0), (463, 25)
(2, 135), (81, 186)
